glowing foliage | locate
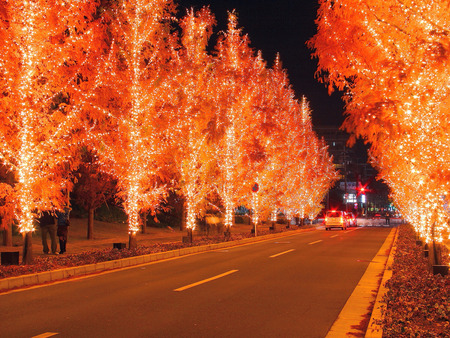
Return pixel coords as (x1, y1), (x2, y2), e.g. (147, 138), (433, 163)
(212, 11), (266, 229)
(88, 0), (177, 236)
(310, 0), (450, 242)
(172, 7), (216, 230)
(0, 1), (338, 255)
(0, 0), (103, 235)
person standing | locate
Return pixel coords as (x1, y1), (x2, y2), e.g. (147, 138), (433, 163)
(56, 208), (70, 254)
(38, 211), (58, 255)
(385, 212), (390, 225)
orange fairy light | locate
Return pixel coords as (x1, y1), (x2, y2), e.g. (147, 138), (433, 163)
(310, 0), (450, 261)
(0, 0), (104, 263)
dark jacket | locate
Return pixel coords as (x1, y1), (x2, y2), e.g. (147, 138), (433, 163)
(38, 211), (55, 227)
(56, 209), (70, 238)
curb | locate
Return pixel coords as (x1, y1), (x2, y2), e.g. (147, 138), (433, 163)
(0, 227), (315, 292)
(326, 226), (398, 338)
(365, 226), (399, 337)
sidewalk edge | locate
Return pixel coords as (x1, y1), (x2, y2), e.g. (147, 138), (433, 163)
(365, 226), (398, 337)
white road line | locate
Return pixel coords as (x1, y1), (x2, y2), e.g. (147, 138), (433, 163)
(269, 249), (295, 258)
(330, 235), (339, 238)
(174, 270), (238, 291)
(308, 240), (323, 245)
(32, 333), (58, 338)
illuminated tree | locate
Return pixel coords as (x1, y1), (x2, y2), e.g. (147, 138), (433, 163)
(73, 149), (116, 239)
(309, 0), (450, 260)
(212, 12), (264, 234)
(237, 54), (275, 228)
(87, 0), (178, 249)
(0, 176), (16, 246)
(0, 0), (105, 263)
(171, 7), (216, 240)
(241, 55), (338, 229)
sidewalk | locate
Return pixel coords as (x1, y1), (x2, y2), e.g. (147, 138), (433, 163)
(0, 218), (276, 257)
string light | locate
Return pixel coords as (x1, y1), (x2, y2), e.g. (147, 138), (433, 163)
(1, 2), (338, 251)
(310, 0), (450, 245)
(1, 1), (102, 237)
(88, 0), (176, 238)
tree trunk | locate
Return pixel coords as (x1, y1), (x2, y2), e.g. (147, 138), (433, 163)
(2, 222), (12, 246)
(224, 225), (231, 240)
(430, 220), (442, 266)
(181, 202), (186, 231)
(432, 240), (442, 266)
(129, 232), (137, 249)
(22, 231), (33, 265)
(141, 211), (148, 234)
(87, 207), (94, 239)
(270, 221), (275, 231)
(186, 227), (193, 243)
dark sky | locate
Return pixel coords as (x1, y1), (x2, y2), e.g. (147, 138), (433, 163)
(176, 0), (345, 126)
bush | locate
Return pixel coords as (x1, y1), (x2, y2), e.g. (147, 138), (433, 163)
(94, 203), (127, 223)
(234, 215), (250, 224)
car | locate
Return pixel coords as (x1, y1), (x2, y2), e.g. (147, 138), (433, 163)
(345, 212), (357, 227)
(324, 210), (349, 230)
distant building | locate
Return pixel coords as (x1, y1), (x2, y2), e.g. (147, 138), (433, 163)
(314, 126), (389, 215)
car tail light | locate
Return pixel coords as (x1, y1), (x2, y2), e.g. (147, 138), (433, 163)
(340, 217), (343, 223)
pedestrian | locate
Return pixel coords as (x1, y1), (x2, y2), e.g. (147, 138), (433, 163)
(385, 212), (390, 225)
(38, 211), (58, 255)
(56, 208), (70, 254)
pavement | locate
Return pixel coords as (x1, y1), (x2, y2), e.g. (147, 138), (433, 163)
(0, 218), (399, 337)
(327, 226), (398, 338)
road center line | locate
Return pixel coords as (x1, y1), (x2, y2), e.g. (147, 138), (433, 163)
(174, 270), (238, 291)
(269, 249), (295, 258)
(308, 240), (323, 245)
(330, 235), (339, 238)
(32, 333), (58, 338)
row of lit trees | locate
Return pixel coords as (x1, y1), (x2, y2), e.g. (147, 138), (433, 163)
(309, 0), (450, 265)
(0, 0), (337, 263)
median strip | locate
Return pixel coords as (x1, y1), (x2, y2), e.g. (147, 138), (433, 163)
(308, 240), (323, 245)
(174, 270), (238, 291)
(269, 249), (295, 258)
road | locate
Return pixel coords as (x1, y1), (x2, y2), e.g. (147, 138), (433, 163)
(0, 226), (392, 338)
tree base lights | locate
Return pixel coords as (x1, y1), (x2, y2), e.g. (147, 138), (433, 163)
(129, 231), (137, 250)
(22, 232), (33, 265)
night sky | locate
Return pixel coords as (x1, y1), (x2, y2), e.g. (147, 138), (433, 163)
(176, 0), (345, 126)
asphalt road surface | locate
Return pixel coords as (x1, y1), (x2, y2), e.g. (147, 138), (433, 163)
(1, 226), (392, 338)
